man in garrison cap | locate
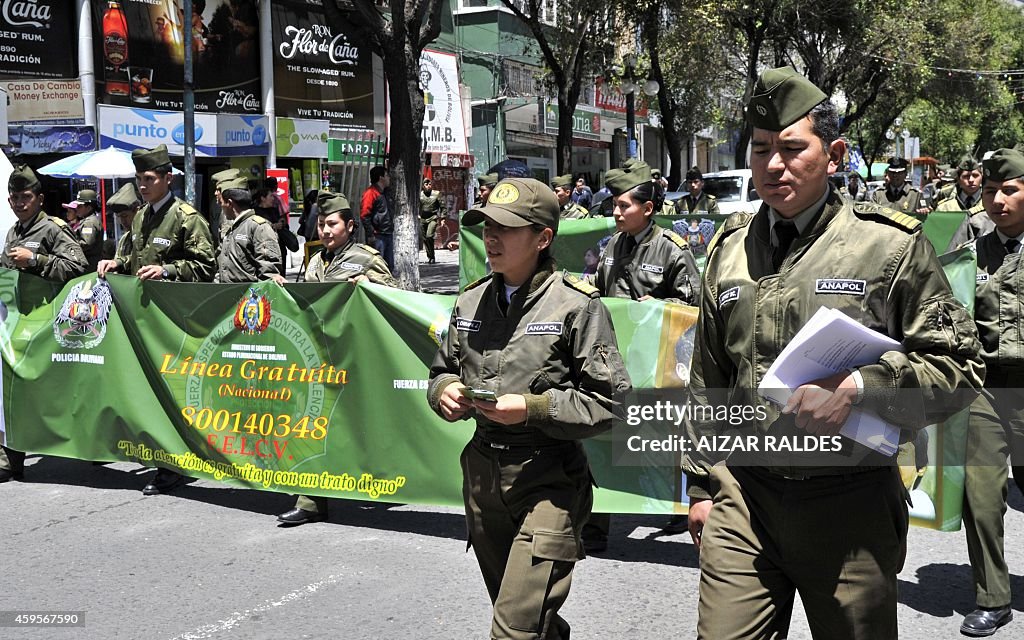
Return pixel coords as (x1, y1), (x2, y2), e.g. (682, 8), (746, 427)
(955, 148), (1024, 637)
(942, 156), (995, 251)
(474, 173), (499, 209)
(106, 183), (142, 261)
(872, 155), (927, 214)
(418, 178), (448, 263)
(675, 166), (720, 217)
(62, 188), (105, 270)
(551, 174), (589, 219)
(278, 189), (397, 526)
(215, 176), (284, 285)
(97, 144), (216, 497)
(0, 165), (88, 482)
(683, 66), (983, 639)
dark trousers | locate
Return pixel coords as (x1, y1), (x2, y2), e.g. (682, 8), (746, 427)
(462, 438), (592, 640)
(0, 446), (24, 473)
(420, 217), (437, 261)
(962, 387), (1024, 608)
(374, 233), (394, 271)
(697, 464), (907, 640)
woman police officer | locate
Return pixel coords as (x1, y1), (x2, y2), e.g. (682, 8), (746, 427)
(427, 177), (631, 640)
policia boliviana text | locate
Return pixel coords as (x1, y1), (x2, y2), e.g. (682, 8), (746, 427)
(683, 67), (984, 639)
(427, 177), (631, 640)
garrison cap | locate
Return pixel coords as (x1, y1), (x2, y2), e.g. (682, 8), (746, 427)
(132, 144), (172, 172)
(685, 166), (703, 181)
(476, 172), (499, 187)
(463, 178), (559, 232)
(211, 168), (241, 190)
(982, 148), (1024, 182)
(956, 156), (981, 173)
(317, 190), (352, 216)
(106, 183), (141, 210)
(604, 160), (653, 196)
(218, 176), (250, 192)
(8, 164), (40, 192)
(746, 66), (827, 131)
(550, 174), (574, 189)
(75, 189), (98, 205)
(886, 157), (909, 173)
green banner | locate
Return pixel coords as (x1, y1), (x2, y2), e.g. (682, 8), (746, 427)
(0, 256), (975, 529)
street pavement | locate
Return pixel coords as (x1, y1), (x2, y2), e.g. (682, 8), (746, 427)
(2, 457), (1023, 639)
(4, 249), (1024, 639)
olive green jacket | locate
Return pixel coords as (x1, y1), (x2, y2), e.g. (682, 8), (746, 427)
(1, 211), (88, 282)
(590, 223), (700, 305)
(305, 240), (397, 286)
(419, 189), (447, 220)
(114, 196), (215, 282)
(73, 214), (104, 270)
(675, 192), (720, 216)
(216, 210), (282, 283)
(871, 183), (923, 214)
(559, 202), (590, 219)
(683, 189), (984, 499)
(972, 231), (1023, 371)
(427, 259), (632, 446)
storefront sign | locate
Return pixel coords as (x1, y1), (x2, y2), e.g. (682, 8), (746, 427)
(543, 102), (601, 141)
(4, 125), (96, 154)
(0, 1), (75, 79)
(1, 79), (84, 124)
(594, 77), (649, 120)
(327, 136), (385, 163)
(276, 117), (329, 158)
(91, 0), (262, 113)
(98, 105), (268, 157)
(271, 0), (373, 128)
(419, 49), (468, 155)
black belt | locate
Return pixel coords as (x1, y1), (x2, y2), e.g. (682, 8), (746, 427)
(472, 434), (576, 453)
(752, 465), (891, 482)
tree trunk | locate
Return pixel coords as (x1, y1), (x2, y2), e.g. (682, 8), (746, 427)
(644, 16), (683, 188)
(556, 85), (575, 175)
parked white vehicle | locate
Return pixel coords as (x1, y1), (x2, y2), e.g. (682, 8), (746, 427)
(701, 169), (762, 215)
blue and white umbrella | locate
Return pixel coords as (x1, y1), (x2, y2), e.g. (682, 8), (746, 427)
(38, 146), (181, 179)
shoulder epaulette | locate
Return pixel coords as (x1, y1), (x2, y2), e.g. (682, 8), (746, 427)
(705, 211), (753, 256)
(852, 202), (921, 232)
(359, 243), (381, 256)
(562, 270), (599, 297)
(706, 193), (717, 201)
(178, 202), (200, 216)
(50, 216), (68, 228)
(662, 228), (690, 251)
(464, 273), (493, 291)
(250, 215), (269, 225)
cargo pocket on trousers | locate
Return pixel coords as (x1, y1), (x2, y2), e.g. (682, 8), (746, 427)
(502, 530), (580, 634)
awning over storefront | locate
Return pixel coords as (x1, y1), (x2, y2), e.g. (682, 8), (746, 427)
(98, 106), (270, 157)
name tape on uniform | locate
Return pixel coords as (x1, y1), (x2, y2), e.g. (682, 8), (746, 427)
(977, 273), (989, 283)
(640, 263), (664, 274)
(340, 262), (364, 272)
(456, 317), (481, 332)
(525, 322), (563, 335)
(718, 286), (740, 307)
(153, 237), (171, 247)
(814, 278), (866, 296)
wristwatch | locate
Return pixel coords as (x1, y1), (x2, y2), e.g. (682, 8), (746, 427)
(161, 268), (170, 280)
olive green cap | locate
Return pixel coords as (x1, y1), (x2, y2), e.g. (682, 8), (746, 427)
(477, 172), (499, 188)
(604, 160), (653, 196)
(956, 156), (981, 173)
(886, 156), (910, 173)
(982, 148), (1024, 182)
(463, 178), (559, 232)
(75, 189), (98, 205)
(746, 66), (827, 131)
(317, 190), (352, 216)
(211, 168), (241, 190)
(8, 164), (40, 192)
(219, 176), (250, 192)
(131, 144), (172, 172)
(106, 183), (141, 210)
(550, 174), (574, 189)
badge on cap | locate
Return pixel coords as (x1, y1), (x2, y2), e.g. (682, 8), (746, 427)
(490, 183), (520, 205)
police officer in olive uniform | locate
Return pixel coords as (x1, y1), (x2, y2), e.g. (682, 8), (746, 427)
(590, 161), (700, 306)
(209, 167), (242, 242)
(872, 156), (926, 214)
(427, 177), (631, 640)
(63, 189), (105, 270)
(551, 174), (589, 219)
(474, 172), (499, 208)
(215, 176), (284, 284)
(958, 148), (1024, 638)
(419, 178), (447, 263)
(97, 144), (216, 496)
(675, 167), (720, 216)
(107, 183), (142, 259)
(278, 190), (398, 526)
(0, 165), (88, 481)
(683, 67), (984, 640)
(942, 157), (995, 251)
